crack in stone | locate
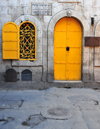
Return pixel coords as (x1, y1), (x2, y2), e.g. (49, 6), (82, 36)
(19, 100), (24, 108)
(93, 100), (99, 105)
(0, 100), (24, 109)
(0, 117), (14, 125)
(22, 114), (46, 127)
(22, 112), (73, 127)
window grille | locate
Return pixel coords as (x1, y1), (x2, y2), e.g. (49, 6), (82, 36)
(19, 22), (36, 60)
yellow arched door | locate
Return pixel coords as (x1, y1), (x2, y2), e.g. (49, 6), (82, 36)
(54, 17), (82, 80)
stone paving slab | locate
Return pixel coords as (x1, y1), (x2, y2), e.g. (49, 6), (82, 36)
(0, 88), (100, 129)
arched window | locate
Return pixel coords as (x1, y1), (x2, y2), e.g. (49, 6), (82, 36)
(2, 21), (37, 60)
(19, 21), (36, 60)
(5, 69), (17, 82)
(22, 69), (32, 81)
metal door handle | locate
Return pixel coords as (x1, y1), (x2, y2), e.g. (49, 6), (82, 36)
(66, 47), (70, 51)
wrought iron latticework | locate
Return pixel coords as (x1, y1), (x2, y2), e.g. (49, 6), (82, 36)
(19, 22), (36, 60)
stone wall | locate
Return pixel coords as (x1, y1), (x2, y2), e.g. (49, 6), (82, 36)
(0, 0), (100, 89)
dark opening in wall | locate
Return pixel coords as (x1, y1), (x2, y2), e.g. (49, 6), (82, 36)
(5, 69), (17, 82)
(22, 69), (32, 81)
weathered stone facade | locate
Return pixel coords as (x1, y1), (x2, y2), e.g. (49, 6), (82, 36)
(0, 0), (100, 89)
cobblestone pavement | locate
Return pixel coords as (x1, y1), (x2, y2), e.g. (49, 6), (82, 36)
(0, 87), (100, 129)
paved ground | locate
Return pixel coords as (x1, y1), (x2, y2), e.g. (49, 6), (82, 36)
(0, 87), (100, 129)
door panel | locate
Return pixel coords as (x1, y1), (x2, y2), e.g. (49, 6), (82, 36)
(54, 17), (82, 80)
(54, 48), (66, 63)
(54, 64), (66, 80)
(55, 17), (67, 31)
(54, 32), (66, 47)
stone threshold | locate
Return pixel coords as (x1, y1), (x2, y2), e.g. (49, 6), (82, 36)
(53, 80), (82, 83)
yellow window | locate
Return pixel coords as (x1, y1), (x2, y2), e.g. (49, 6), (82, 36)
(2, 22), (19, 59)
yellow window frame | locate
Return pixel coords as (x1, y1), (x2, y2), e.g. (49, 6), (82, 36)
(19, 21), (37, 60)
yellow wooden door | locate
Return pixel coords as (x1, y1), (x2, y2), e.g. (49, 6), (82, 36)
(54, 17), (82, 80)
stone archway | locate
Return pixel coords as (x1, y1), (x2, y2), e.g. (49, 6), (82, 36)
(12, 15), (42, 67)
(47, 9), (90, 82)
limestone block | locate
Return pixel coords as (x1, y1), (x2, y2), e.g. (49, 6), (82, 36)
(19, 0), (29, 6)
(10, 6), (21, 15)
(0, 1), (8, 6)
(42, 72), (47, 82)
(0, 36), (2, 60)
(47, 72), (54, 82)
(0, 53), (2, 61)
(94, 47), (100, 66)
(84, 0), (93, 9)
(48, 30), (54, 38)
(38, 30), (42, 38)
(15, 17), (22, 25)
(75, 5), (82, 12)
(24, 6), (31, 15)
(0, 31), (2, 37)
(20, 6), (24, 15)
(95, 20), (100, 37)
(93, 0), (100, 8)
(0, 6), (8, 15)
(42, 25), (48, 33)
(52, 3), (63, 14)
(94, 67), (100, 81)
(0, 15), (11, 30)
(12, 52), (42, 66)
(83, 47), (89, 82)
(48, 45), (53, 59)
(43, 45), (47, 53)
(48, 60), (54, 73)
(37, 37), (42, 46)
(48, 37), (54, 46)
(48, 22), (55, 32)
(89, 48), (94, 82)
(95, 31), (100, 36)
(7, 0), (20, 7)
(44, 16), (52, 23)
(37, 45), (42, 53)
(0, 72), (4, 82)
(43, 38), (47, 46)
(19, 67), (42, 82)
(94, 21), (100, 66)
(84, 31), (90, 37)
(48, 46), (54, 55)
(42, 52), (47, 82)
(43, 52), (47, 66)
(7, 6), (12, 15)
(43, 30), (47, 38)
(95, 23), (100, 31)
(15, 15), (25, 25)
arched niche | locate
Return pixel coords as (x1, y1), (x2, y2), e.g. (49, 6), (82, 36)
(47, 9), (90, 82)
(22, 69), (32, 81)
(12, 15), (42, 66)
(5, 69), (17, 82)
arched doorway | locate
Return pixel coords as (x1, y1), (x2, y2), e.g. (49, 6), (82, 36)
(54, 17), (82, 80)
